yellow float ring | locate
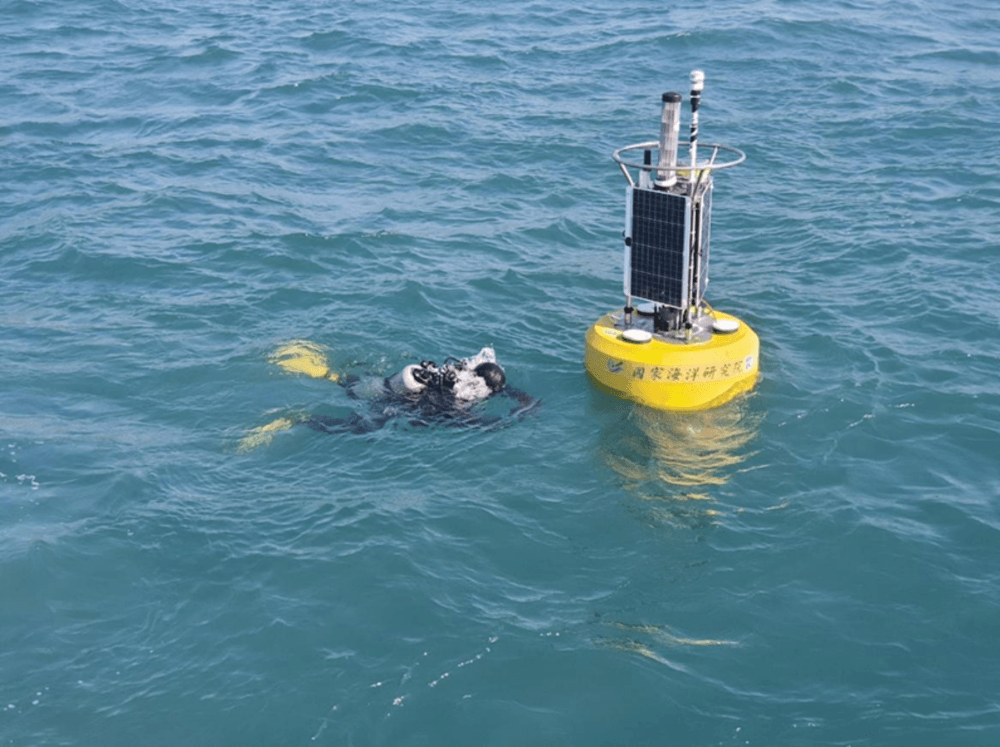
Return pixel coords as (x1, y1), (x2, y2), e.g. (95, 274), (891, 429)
(585, 309), (759, 411)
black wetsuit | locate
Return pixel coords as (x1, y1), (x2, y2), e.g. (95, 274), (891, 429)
(305, 373), (537, 435)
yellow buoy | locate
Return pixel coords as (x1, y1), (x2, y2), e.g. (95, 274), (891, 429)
(585, 309), (758, 412)
(585, 71), (759, 411)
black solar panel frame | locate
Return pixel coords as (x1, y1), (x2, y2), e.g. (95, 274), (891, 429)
(626, 186), (690, 309)
(696, 184), (713, 301)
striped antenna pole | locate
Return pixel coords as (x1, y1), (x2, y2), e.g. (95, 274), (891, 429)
(688, 70), (704, 194)
(685, 70), (705, 335)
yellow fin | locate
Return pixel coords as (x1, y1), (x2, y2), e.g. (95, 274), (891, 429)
(269, 340), (339, 381)
(236, 416), (297, 453)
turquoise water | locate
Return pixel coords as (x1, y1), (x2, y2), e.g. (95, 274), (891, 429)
(3, 0), (1000, 744)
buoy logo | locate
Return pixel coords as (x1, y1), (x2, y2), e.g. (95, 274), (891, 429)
(607, 360), (624, 374)
(744, 355), (754, 371)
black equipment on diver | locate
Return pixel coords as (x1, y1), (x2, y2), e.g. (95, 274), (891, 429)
(474, 362), (506, 393)
(412, 364), (437, 388)
(406, 357), (504, 397)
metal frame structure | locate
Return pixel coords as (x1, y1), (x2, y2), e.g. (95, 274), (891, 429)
(609, 74), (745, 337)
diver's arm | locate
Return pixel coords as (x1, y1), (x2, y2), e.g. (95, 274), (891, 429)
(504, 387), (536, 407)
(501, 387), (540, 418)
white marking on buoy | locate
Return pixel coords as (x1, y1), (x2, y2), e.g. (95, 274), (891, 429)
(622, 329), (653, 343)
(712, 318), (740, 333)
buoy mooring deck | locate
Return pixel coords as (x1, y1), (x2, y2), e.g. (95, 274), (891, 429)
(585, 71), (758, 411)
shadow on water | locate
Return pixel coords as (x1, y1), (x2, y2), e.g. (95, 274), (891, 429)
(592, 392), (765, 527)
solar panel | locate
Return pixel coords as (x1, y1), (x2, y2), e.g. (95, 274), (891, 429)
(625, 186), (690, 308)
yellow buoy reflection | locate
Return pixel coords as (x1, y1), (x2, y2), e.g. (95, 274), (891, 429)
(593, 621), (739, 672)
(592, 396), (762, 667)
(607, 621), (738, 648)
(598, 395), (763, 521)
(633, 401), (761, 488)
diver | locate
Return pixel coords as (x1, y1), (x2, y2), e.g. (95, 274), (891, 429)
(237, 344), (538, 451)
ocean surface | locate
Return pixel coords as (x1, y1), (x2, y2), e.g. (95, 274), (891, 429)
(3, 0), (1000, 744)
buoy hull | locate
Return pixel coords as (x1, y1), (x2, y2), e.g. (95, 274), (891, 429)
(585, 310), (759, 411)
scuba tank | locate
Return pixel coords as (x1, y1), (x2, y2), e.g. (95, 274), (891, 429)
(385, 364), (430, 396)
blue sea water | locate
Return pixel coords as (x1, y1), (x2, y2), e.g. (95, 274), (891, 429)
(3, 0), (1000, 744)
